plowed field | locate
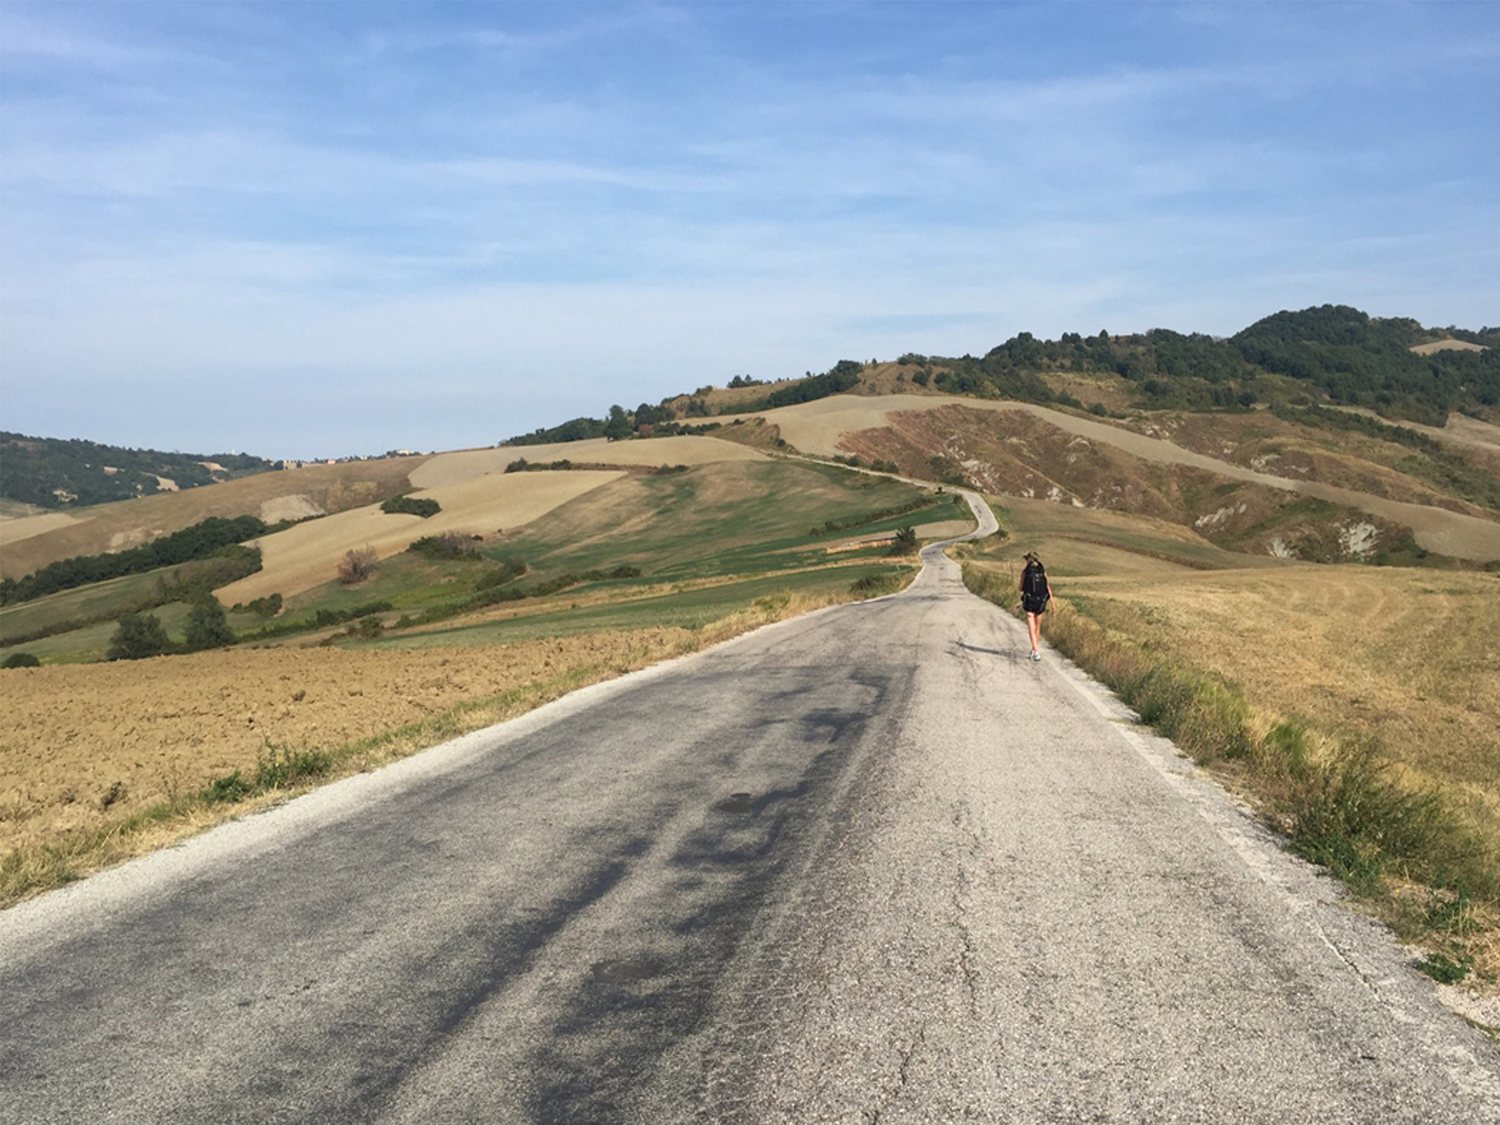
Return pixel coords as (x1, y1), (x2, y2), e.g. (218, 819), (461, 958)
(0, 631), (693, 860)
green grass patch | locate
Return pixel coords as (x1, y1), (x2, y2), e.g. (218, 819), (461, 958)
(494, 460), (941, 587)
(202, 744), (334, 804)
(0, 600), (265, 665)
(0, 569), (168, 644)
(367, 562), (910, 649)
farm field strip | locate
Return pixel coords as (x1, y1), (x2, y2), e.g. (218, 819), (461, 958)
(217, 470), (624, 604)
(407, 433), (767, 488)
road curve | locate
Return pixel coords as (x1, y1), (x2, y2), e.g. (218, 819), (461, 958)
(2, 511), (1497, 1123)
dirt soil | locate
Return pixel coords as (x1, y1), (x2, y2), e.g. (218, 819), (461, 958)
(0, 631), (692, 859)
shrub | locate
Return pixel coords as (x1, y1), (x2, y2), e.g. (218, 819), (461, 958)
(2, 652), (41, 668)
(476, 558), (527, 589)
(107, 613), (172, 661)
(338, 547), (379, 585)
(1418, 951), (1474, 985)
(408, 532), (479, 560)
(202, 771), (253, 804)
(380, 495), (441, 518)
(1, 515), (267, 606)
(347, 616), (384, 639)
(888, 526), (919, 556)
(237, 593), (283, 618)
(184, 595), (236, 652)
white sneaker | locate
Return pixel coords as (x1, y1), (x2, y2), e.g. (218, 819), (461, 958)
(1031, 650), (1041, 662)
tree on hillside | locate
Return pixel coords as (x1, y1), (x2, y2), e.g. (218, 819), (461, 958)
(604, 405), (631, 441)
(184, 595), (236, 652)
(108, 613), (172, 661)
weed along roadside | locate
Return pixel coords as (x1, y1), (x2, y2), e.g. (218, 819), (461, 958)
(958, 554), (1500, 999)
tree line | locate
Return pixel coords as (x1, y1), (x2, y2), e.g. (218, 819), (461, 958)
(1, 515), (268, 605)
(501, 359), (870, 446)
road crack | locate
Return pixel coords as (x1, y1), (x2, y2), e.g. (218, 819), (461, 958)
(952, 804), (983, 1018)
(863, 1021), (929, 1124)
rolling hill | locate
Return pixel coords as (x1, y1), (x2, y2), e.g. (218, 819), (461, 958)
(0, 432), (277, 510)
(3, 303), (1498, 989)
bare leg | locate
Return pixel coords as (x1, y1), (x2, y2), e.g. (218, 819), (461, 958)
(1027, 610), (1042, 653)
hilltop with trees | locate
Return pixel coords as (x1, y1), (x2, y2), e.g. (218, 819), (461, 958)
(0, 433), (276, 510)
(496, 306), (1497, 448)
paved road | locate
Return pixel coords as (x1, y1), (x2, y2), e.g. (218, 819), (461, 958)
(3, 500), (1498, 1123)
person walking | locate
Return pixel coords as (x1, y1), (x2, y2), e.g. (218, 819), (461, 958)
(1019, 550), (1052, 661)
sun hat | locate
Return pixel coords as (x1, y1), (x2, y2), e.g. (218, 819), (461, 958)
(1023, 550), (1039, 561)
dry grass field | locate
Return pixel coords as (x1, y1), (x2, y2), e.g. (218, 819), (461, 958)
(967, 498), (1500, 984)
(0, 456), (428, 580)
(0, 510), (80, 544)
(1411, 339), (1487, 355)
(974, 499), (1499, 834)
(409, 434), (766, 488)
(216, 469), (625, 604)
(1058, 566), (1500, 840)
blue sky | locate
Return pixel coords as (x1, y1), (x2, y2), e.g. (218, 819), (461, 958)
(2, 1), (1497, 459)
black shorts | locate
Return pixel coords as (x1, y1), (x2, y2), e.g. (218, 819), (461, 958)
(1022, 595), (1048, 615)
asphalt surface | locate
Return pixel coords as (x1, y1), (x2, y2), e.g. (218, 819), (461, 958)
(3, 494), (1498, 1124)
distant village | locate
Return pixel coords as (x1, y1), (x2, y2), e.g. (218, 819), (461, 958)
(279, 449), (422, 469)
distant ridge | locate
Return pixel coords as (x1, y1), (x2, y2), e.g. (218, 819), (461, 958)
(516, 305), (1500, 445)
(0, 433), (277, 511)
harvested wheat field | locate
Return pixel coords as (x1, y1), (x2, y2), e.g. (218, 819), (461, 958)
(217, 469), (623, 604)
(0, 510), (80, 546)
(1411, 338), (1487, 355)
(0, 631), (694, 864)
(0, 456), (430, 580)
(409, 434), (766, 488)
(1060, 565), (1500, 840)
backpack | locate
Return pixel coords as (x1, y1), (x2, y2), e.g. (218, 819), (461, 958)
(1023, 562), (1048, 600)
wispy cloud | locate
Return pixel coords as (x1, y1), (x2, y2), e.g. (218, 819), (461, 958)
(1, 1), (1496, 456)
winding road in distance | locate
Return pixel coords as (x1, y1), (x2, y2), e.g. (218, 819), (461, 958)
(3, 492), (1497, 1123)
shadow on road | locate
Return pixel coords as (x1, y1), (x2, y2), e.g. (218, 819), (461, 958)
(950, 640), (1015, 659)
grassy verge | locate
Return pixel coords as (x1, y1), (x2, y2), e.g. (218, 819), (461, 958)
(961, 558), (1500, 991)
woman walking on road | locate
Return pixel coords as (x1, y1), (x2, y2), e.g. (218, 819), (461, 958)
(1020, 551), (1052, 661)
